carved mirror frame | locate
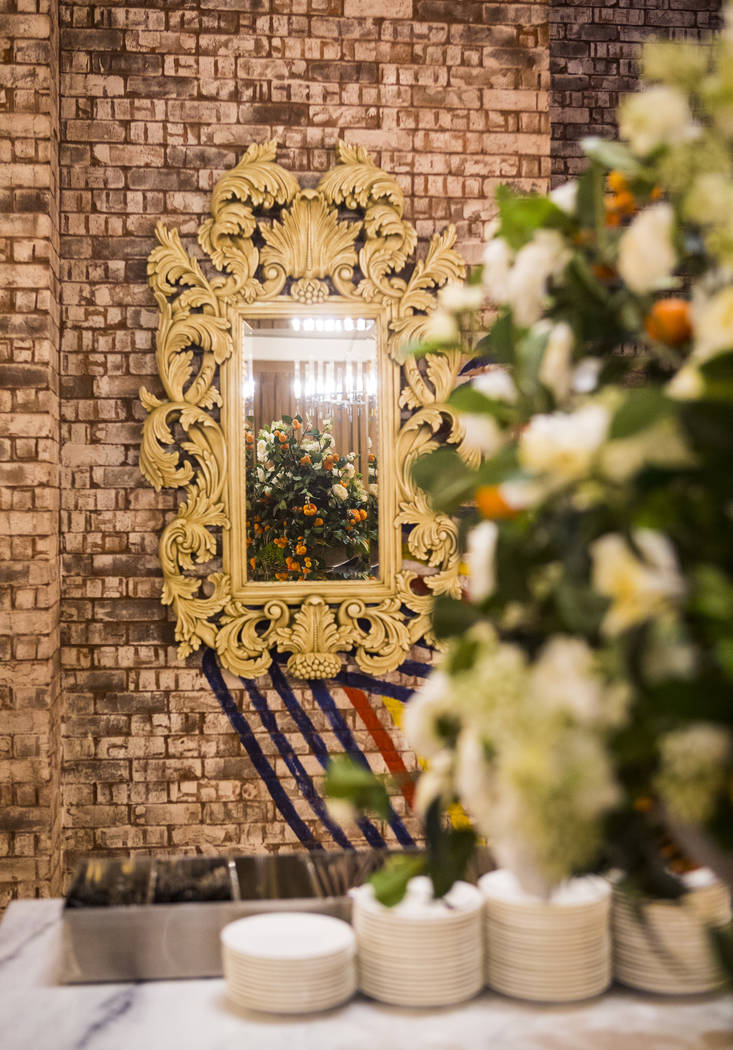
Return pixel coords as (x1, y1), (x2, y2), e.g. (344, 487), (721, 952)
(140, 141), (469, 679)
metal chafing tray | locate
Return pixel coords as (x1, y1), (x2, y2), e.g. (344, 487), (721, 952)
(61, 850), (424, 982)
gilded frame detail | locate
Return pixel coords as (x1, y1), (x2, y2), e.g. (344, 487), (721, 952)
(140, 140), (468, 679)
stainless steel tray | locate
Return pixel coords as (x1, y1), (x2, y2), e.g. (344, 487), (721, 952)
(62, 850), (410, 982)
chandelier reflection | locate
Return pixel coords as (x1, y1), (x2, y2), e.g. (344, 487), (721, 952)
(241, 316), (378, 427)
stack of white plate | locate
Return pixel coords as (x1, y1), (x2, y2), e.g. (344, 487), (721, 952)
(479, 870), (612, 1002)
(351, 876), (484, 1007)
(220, 912), (357, 1014)
(613, 868), (731, 995)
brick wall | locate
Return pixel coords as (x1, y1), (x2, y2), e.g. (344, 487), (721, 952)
(55, 0), (550, 885)
(0, 0), (62, 906)
(550, 0), (723, 184)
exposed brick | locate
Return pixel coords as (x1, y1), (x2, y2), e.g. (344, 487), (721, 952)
(549, 0), (722, 183)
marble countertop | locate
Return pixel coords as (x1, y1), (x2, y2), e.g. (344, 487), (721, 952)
(0, 899), (731, 1050)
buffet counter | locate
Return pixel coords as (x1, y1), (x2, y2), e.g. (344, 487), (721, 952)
(0, 899), (730, 1050)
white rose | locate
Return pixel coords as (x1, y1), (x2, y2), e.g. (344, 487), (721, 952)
(538, 320), (574, 402)
(619, 84), (693, 157)
(498, 478), (548, 510)
(256, 466), (266, 482)
(481, 236), (513, 303)
(572, 357), (602, 394)
(599, 415), (694, 483)
(549, 181), (578, 215)
(256, 439), (268, 462)
(684, 172), (733, 227)
(472, 367), (518, 403)
(459, 412), (504, 457)
(618, 203), (677, 294)
(466, 520), (499, 603)
(667, 364), (703, 400)
(454, 728), (500, 840)
(692, 285), (733, 362)
(507, 230), (571, 328)
(425, 307), (460, 343)
(325, 797), (358, 825)
(519, 403), (610, 484)
(438, 281), (484, 312)
(402, 670), (458, 759)
(414, 750), (455, 816)
(591, 529), (685, 636)
(656, 723), (730, 824)
(343, 463), (355, 478)
(322, 433), (334, 447)
(331, 483), (348, 501)
(530, 636), (605, 725)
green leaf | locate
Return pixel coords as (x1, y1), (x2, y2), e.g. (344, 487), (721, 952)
(432, 594), (482, 640)
(473, 443), (519, 483)
(496, 184), (572, 251)
(448, 384), (517, 424)
(324, 755), (391, 821)
(582, 137), (641, 175)
(411, 447), (478, 514)
(515, 325), (550, 398)
(700, 350), (733, 381)
(370, 853), (427, 907)
(474, 310), (514, 364)
(424, 798), (478, 899)
(555, 580), (607, 635)
(691, 565), (733, 622)
(446, 632), (483, 674)
(609, 389), (672, 440)
(681, 400), (733, 456)
(576, 162), (605, 234)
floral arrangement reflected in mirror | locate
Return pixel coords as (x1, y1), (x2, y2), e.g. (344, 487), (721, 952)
(245, 414), (377, 583)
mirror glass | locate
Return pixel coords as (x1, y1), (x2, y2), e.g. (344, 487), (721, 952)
(241, 315), (379, 583)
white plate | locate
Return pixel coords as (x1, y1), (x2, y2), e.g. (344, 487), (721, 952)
(486, 976), (609, 1003)
(614, 971), (724, 996)
(357, 958), (482, 982)
(358, 980), (483, 1007)
(351, 878), (483, 921)
(355, 940), (481, 958)
(221, 912), (355, 960)
(486, 923), (608, 947)
(223, 950), (355, 976)
(480, 871), (611, 908)
(226, 986), (355, 1014)
(225, 969), (356, 993)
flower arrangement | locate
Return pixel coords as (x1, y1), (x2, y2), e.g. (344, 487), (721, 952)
(329, 10), (733, 907)
(245, 415), (377, 581)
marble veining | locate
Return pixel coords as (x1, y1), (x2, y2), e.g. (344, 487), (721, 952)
(0, 900), (731, 1050)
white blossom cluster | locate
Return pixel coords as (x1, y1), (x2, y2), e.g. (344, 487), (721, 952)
(403, 629), (628, 895)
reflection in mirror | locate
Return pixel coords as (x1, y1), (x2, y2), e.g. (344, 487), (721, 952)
(242, 316), (379, 583)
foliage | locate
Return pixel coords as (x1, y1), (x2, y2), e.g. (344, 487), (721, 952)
(406, 13), (733, 899)
(245, 415), (377, 581)
(330, 12), (733, 911)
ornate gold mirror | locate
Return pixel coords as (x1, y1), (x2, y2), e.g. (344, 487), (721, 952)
(140, 141), (467, 679)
